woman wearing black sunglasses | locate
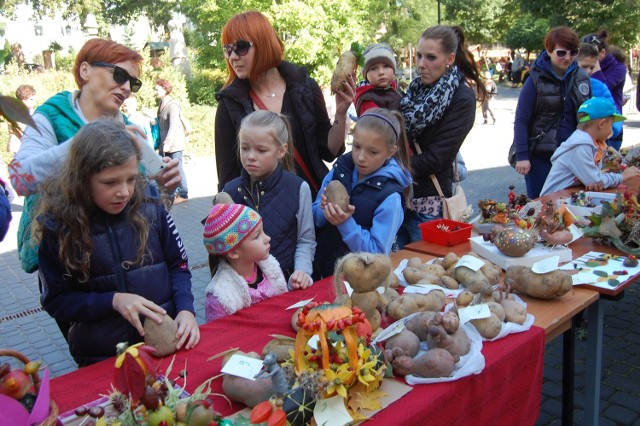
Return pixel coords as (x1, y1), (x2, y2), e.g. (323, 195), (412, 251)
(512, 26), (591, 199)
(9, 38), (182, 276)
(581, 30), (627, 151)
(214, 10), (355, 194)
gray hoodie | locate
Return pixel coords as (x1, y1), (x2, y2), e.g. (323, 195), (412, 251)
(540, 129), (622, 196)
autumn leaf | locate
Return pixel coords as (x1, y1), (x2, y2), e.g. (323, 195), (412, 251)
(593, 270), (608, 277)
(608, 278), (620, 287)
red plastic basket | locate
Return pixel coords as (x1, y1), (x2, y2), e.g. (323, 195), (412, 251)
(419, 219), (472, 246)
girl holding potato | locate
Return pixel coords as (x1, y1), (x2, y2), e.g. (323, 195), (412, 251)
(312, 108), (412, 279)
(222, 111), (316, 290)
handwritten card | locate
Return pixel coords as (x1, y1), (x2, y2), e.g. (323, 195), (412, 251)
(458, 304), (491, 324)
(314, 395), (352, 426)
(220, 354), (263, 380)
(455, 255), (485, 272)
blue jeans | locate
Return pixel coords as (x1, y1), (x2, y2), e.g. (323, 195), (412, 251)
(395, 209), (440, 249)
(164, 151), (188, 198)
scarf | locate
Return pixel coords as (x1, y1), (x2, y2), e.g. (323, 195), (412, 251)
(400, 66), (462, 138)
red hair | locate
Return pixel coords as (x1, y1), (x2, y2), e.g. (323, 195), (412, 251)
(73, 38), (143, 89)
(221, 11), (284, 87)
(544, 27), (580, 52)
(155, 78), (172, 94)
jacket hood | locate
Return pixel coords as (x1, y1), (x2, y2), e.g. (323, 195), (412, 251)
(363, 157), (412, 189)
(550, 129), (594, 161)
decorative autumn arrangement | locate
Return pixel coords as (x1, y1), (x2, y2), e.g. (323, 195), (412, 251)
(476, 185), (534, 228)
(64, 342), (225, 426)
(0, 349), (57, 426)
(581, 191), (640, 255)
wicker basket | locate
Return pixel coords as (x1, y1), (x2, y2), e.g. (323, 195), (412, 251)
(0, 349), (58, 426)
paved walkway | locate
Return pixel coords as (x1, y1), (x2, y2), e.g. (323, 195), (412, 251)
(1, 84), (639, 424)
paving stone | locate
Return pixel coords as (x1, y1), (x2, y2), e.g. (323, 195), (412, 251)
(609, 391), (640, 411)
(539, 398), (562, 418)
(608, 362), (632, 375)
(602, 404), (639, 424)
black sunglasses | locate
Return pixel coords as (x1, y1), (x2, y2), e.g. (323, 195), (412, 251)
(93, 62), (142, 92)
(222, 40), (253, 58)
(554, 48), (580, 58)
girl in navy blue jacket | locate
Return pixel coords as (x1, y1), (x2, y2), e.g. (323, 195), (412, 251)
(35, 119), (199, 366)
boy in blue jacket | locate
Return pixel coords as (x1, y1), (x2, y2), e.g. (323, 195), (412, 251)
(541, 98), (640, 196)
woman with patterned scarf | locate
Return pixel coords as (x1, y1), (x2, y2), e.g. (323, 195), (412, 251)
(396, 25), (485, 247)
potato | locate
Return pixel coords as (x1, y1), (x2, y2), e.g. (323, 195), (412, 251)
(416, 274), (443, 287)
(262, 337), (295, 363)
(392, 349), (455, 378)
(404, 311), (438, 340)
(222, 374), (274, 407)
(501, 299), (527, 325)
(454, 266), (489, 293)
(505, 266), (572, 299)
(404, 268), (440, 285)
(485, 301), (506, 322)
(441, 252), (460, 270)
(387, 293), (446, 320)
(384, 329), (420, 360)
(351, 291), (379, 313)
(418, 263), (446, 277)
(470, 314), (502, 339)
(439, 276), (460, 290)
(337, 252), (391, 292)
(382, 269), (400, 289)
(407, 257), (424, 268)
(330, 51), (357, 93)
(427, 323), (471, 361)
(144, 313), (179, 357)
(324, 180), (350, 212)
(456, 290), (474, 307)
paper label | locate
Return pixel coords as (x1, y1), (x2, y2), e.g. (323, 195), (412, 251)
(568, 223), (583, 244)
(314, 395), (353, 426)
(343, 281), (354, 296)
(455, 255), (484, 271)
(376, 286), (386, 295)
(531, 256), (559, 274)
(220, 354), (263, 380)
(308, 334), (320, 350)
(286, 297), (315, 310)
(458, 304), (491, 324)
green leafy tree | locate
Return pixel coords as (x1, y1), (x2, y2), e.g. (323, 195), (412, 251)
(504, 16), (549, 58)
(441, 0), (507, 43)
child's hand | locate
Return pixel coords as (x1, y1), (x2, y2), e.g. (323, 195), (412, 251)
(112, 293), (166, 336)
(289, 270), (312, 290)
(622, 166), (640, 182)
(175, 311), (200, 350)
(155, 157), (181, 194)
(323, 202), (355, 225)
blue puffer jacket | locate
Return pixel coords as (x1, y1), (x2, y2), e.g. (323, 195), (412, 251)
(224, 164), (302, 277)
(38, 202), (193, 366)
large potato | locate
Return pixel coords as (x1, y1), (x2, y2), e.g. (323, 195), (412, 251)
(505, 266), (572, 299)
(325, 180), (350, 212)
(330, 51), (357, 93)
(339, 252), (391, 292)
(144, 313), (179, 357)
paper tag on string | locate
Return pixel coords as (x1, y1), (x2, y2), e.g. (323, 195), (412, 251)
(458, 304), (491, 324)
(343, 281), (354, 296)
(531, 256), (559, 274)
(221, 354), (263, 380)
(455, 255), (484, 271)
(314, 395), (352, 426)
(372, 321), (405, 344)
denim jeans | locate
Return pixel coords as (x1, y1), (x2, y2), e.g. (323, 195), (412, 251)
(395, 209), (440, 249)
(164, 150), (188, 198)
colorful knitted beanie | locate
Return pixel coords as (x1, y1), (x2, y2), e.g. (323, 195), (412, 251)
(203, 204), (262, 255)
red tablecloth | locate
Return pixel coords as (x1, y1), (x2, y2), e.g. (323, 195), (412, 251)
(51, 278), (545, 424)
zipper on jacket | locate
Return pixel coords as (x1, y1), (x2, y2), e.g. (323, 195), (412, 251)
(106, 219), (128, 293)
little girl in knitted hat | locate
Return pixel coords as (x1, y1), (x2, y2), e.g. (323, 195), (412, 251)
(353, 43), (403, 116)
(203, 203), (288, 321)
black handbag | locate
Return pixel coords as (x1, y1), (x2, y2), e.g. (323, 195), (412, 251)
(507, 116), (560, 168)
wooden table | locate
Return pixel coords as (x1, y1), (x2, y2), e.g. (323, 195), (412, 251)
(404, 183), (640, 425)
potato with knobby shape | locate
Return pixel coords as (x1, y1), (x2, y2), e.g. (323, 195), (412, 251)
(330, 51), (357, 94)
(392, 348), (456, 378)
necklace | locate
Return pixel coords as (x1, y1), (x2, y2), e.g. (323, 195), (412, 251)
(243, 264), (258, 283)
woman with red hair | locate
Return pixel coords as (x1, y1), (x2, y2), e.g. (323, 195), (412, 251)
(214, 10), (355, 193)
(512, 27), (591, 198)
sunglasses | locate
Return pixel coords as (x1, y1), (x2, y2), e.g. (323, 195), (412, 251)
(554, 48), (580, 58)
(222, 40), (253, 58)
(582, 35), (604, 49)
(92, 62), (142, 92)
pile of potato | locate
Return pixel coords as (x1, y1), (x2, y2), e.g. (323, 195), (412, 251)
(383, 310), (471, 379)
(402, 252), (500, 293)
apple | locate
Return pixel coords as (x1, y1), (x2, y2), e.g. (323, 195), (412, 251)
(0, 369), (32, 400)
(147, 406), (175, 426)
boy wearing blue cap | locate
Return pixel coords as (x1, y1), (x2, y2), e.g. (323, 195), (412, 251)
(540, 97), (640, 196)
